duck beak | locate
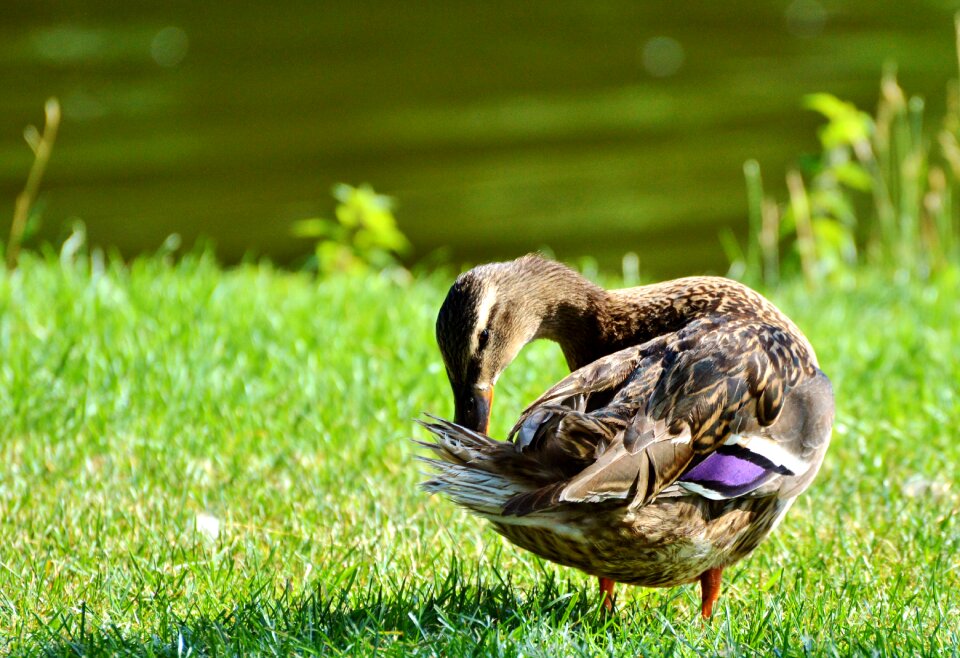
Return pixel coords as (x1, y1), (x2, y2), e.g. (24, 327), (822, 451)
(454, 386), (494, 434)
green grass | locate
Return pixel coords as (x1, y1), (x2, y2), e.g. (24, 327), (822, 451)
(1, 250), (958, 656)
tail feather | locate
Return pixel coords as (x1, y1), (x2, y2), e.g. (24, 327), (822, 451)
(416, 415), (527, 517)
(501, 482), (566, 517)
(415, 415), (501, 464)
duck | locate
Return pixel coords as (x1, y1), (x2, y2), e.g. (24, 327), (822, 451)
(419, 254), (834, 617)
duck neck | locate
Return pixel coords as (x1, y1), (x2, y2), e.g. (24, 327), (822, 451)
(532, 273), (607, 370)
(534, 275), (724, 371)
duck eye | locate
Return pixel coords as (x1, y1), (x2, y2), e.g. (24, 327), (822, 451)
(477, 329), (490, 351)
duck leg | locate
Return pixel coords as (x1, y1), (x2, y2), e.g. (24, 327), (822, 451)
(599, 577), (617, 611)
(699, 567), (724, 618)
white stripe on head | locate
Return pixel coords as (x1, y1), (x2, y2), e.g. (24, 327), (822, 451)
(469, 283), (498, 355)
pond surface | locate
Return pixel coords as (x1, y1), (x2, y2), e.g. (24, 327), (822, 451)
(1, 1), (957, 275)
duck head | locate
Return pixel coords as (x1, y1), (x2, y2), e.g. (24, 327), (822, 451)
(435, 255), (603, 433)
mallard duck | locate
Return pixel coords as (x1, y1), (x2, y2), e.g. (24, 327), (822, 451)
(419, 255), (834, 617)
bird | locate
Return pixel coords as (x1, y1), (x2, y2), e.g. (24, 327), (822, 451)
(418, 254), (834, 617)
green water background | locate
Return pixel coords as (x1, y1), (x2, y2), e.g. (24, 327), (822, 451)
(1, 1), (958, 275)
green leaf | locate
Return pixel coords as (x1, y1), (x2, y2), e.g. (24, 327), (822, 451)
(804, 93), (856, 121)
(805, 93), (873, 148)
(831, 161), (873, 192)
(809, 188), (857, 228)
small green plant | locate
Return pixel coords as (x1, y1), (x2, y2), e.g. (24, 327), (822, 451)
(730, 22), (960, 287)
(292, 183), (411, 275)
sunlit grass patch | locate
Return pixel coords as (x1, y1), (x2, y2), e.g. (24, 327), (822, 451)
(0, 252), (958, 656)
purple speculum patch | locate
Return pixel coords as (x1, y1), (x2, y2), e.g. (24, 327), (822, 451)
(679, 447), (781, 498)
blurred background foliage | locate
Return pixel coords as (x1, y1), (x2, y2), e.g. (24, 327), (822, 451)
(291, 184), (410, 275)
(2, 1), (960, 277)
(728, 65), (960, 288)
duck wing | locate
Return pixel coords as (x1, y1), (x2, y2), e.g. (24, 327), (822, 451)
(502, 316), (831, 516)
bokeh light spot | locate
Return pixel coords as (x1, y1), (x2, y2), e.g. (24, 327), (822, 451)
(151, 26), (189, 68)
(641, 37), (685, 78)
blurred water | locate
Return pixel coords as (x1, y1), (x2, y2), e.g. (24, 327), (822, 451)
(1, 0), (957, 275)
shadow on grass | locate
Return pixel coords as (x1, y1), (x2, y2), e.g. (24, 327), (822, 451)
(13, 564), (628, 656)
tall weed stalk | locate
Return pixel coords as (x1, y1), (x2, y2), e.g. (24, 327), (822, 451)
(7, 98), (60, 270)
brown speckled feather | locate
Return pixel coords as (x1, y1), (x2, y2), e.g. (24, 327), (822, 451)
(501, 314), (821, 516)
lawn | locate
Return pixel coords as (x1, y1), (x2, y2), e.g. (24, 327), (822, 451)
(0, 250), (958, 656)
